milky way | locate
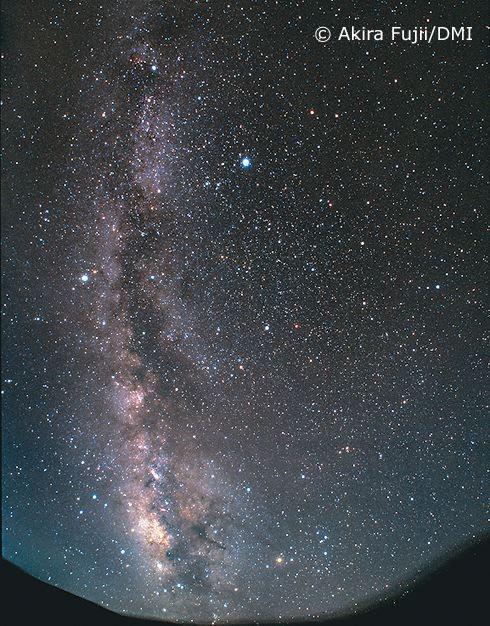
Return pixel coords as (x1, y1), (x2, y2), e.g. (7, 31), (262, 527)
(2, 1), (487, 623)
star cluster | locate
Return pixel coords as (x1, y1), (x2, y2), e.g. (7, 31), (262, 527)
(2, 1), (487, 623)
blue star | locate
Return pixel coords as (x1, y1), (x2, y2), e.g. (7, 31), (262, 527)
(240, 156), (252, 169)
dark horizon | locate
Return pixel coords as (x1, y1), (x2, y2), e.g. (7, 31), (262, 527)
(3, 533), (489, 624)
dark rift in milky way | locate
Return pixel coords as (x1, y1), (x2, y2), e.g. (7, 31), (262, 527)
(86, 8), (253, 606)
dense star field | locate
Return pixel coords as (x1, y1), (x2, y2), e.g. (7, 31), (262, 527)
(2, 1), (487, 622)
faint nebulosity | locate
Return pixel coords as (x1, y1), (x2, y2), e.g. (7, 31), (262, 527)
(2, 1), (487, 622)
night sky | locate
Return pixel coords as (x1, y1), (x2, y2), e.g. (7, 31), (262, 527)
(2, 1), (487, 622)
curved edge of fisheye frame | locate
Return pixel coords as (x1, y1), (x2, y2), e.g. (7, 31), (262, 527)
(2, 532), (488, 626)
